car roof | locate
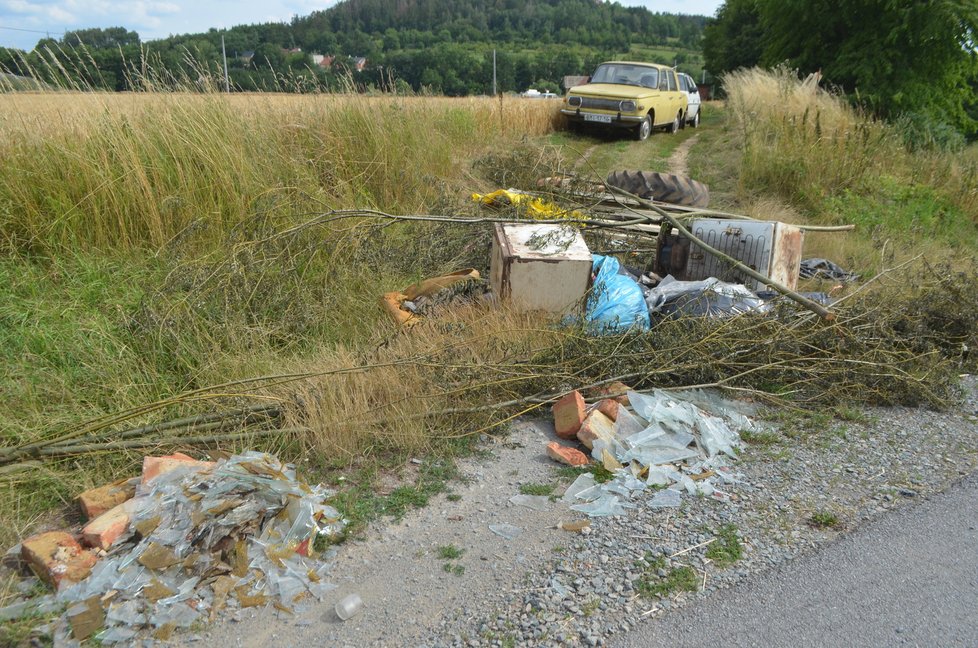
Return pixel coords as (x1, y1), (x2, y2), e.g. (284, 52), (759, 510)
(599, 61), (672, 70)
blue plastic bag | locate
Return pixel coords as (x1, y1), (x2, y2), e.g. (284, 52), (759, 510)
(584, 255), (651, 334)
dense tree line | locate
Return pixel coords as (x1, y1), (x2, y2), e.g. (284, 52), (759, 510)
(0, 0), (707, 95)
(703, 0), (978, 138)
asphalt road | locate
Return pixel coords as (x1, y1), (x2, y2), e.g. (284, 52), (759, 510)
(615, 472), (978, 648)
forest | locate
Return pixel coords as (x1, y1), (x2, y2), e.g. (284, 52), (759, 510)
(0, 0), (707, 95)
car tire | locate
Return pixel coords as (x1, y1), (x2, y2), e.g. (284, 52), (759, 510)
(668, 113), (681, 134)
(634, 116), (652, 141)
(690, 111), (700, 128)
(605, 169), (710, 208)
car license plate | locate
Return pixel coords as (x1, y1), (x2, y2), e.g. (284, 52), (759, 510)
(583, 113), (612, 123)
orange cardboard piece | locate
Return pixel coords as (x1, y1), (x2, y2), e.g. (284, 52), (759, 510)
(77, 476), (139, 520)
(82, 499), (137, 550)
(141, 453), (214, 485)
(552, 391), (586, 440)
(576, 410), (615, 450)
(21, 531), (98, 588)
(546, 442), (589, 467)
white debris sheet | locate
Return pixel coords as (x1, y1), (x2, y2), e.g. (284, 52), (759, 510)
(566, 390), (754, 517)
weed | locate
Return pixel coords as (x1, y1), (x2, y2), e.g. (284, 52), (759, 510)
(446, 493), (462, 502)
(442, 563), (465, 576)
(437, 544), (465, 560)
(636, 557), (699, 598)
(519, 482), (555, 496)
(705, 524), (744, 567)
(740, 429), (781, 446)
(582, 598), (601, 616)
(809, 510), (842, 529)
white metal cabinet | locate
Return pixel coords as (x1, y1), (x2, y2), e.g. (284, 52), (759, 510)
(490, 223), (592, 313)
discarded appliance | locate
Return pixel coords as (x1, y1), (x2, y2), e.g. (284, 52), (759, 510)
(655, 219), (803, 291)
(490, 223), (592, 313)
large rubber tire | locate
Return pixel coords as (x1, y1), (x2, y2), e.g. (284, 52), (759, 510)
(605, 170), (710, 208)
(634, 115), (652, 141)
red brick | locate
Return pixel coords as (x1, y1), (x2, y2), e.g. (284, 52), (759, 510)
(552, 391), (586, 440)
(82, 499), (137, 550)
(21, 531), (98, 588)
(576, 410), (615, 450)
(594, 399), (620, 422)
(141, 453), (214, 485)
(591, 381), (632, 405)
(545, 442), (590, 467)
(77, 476), (139, 520)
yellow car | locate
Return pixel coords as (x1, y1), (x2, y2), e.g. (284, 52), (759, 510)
(561, 61), (688, 140)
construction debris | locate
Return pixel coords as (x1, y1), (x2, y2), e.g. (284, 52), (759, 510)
(11, 451), (345, 643)
(552, 389), (754, 517)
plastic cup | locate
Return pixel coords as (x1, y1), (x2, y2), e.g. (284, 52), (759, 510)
(335, 593), (363, 621)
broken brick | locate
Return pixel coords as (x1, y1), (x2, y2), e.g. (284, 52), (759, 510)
(141, 452), (215, 485)
(576, 410), (615, 450)
(21, 531), (98, 588)
(82, 499), (137, 550)
(594, 398), (620, 422)
(591, 381), (632, 405)
(552, 391), (586, 440)
(546, 442), (589, 467)
(77, 476), (139, 520)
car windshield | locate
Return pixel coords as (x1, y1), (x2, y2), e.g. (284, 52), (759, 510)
(590, 64), (659, 89)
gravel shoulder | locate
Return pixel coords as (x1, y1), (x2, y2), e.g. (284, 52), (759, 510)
(613, 470), (978, 648)
(187, 377), (978, 647)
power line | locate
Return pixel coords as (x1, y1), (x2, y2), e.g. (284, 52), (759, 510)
(0, 25), (65, 36)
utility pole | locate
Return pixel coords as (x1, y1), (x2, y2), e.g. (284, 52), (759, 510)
(493, 49), (497, 96)
(221, 34), (230, 92)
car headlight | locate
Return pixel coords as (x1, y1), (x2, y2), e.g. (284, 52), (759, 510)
(620, 100), (637, 112)
(568, 96), (581, 107)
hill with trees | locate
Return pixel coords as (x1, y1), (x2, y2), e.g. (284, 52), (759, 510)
(0, 0), (708, 95)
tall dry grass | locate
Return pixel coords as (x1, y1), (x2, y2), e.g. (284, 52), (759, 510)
(724, 66), (978, 226)
(0, 91), (559, 254)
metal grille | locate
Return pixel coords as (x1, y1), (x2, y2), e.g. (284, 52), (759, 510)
(686, 224), (771, 290)
(580, 97), (622, 111)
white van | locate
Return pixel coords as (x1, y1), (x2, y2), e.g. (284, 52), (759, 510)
(678, 73), (701, 128)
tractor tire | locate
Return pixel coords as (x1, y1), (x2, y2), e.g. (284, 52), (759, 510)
(605, 170), (710, 208)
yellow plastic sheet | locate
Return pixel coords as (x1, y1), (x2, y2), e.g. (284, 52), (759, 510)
(471, 189), (585, 222)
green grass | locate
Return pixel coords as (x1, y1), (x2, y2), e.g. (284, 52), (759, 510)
(437, 544), (465, 560)
(518, 482), (556, 496)
(636, 556), (699, 598)
(739, 429), (782, 446)
(705, 524), (744, 567)
(442, 563), (465, 576)
(809, 510), (842, 529)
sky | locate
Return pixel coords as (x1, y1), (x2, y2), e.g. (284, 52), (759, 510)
(0, 0), (724, 51)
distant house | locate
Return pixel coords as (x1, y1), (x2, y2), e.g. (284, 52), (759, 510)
(311, 54), (335, 69)
(239, 51), (255, 65)
(285, 47), (302, 55)
(351, 56), (367, 72)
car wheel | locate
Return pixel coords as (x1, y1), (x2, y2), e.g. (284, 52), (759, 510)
(634, 116), (652, 141)
(691, 111), (700, 128)
(669, 113), (681, 134)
